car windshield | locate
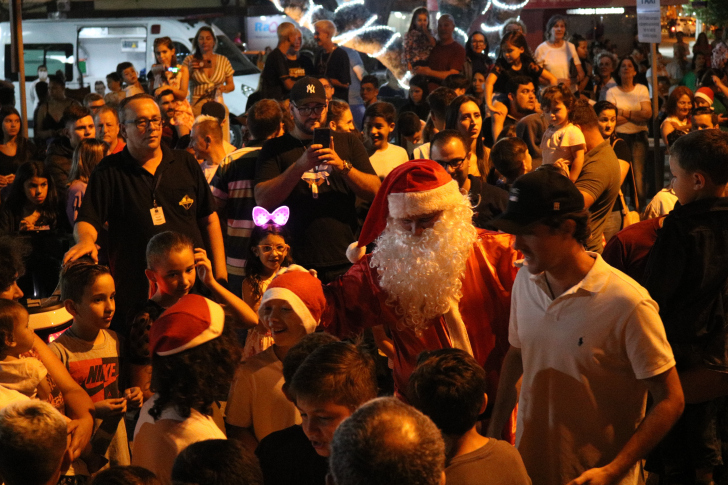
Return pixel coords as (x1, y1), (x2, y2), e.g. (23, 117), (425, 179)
(216, 35), (259, 76)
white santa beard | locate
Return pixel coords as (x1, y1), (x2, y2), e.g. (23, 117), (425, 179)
(370, 202), (477, 334)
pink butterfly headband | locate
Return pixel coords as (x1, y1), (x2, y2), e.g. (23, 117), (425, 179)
(252, 206), (290, 227)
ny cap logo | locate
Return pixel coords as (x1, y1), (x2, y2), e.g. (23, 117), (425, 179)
(307, 84), (315, 94)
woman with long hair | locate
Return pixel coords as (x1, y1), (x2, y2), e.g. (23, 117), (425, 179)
(151, 37), (195, 137)
(400, 74), (430, 122)
(680, 51), (708, 93)
(0, 160), (69, 233)
(0, 108), (39, 198)
(606, 56), (652, 206)
(66, 138), (106, 225)
(403, 7), (436, 70)
(445, 95), (489, 181)
(693, 32), (712, 59)
(463, 31), (491, 82)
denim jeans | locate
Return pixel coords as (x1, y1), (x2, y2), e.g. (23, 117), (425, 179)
(618, 131), (649, 207)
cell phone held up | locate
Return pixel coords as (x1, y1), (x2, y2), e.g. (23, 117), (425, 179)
(313, 128), (331, 149)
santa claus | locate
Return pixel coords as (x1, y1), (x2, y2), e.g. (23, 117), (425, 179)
(322, 160), (518, 420)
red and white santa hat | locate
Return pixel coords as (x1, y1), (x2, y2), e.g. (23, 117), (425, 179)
(150, 294), (225, 356)
(695, 87), (714, 106)
(346, 159), (462, 263)
(259, 271), (326, 334)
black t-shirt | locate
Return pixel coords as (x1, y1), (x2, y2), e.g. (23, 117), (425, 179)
(261, 48), (309, 101)
(77, 145), (215, 333)
(469, 175), (509, 230)
(256, 425), (329, 485)
(314, 47), (351, 101)
(491, 57), (543, 94)
(400, 101), (430, 122)
(254, 132), (375, 268)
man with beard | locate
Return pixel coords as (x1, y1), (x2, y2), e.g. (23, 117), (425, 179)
(322, 160), (519, 437)
(255, 77), (379, 282)
(484, 76), (538, 147)
(260, 22), (309, 101)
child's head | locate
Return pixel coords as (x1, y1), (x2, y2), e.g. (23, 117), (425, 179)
(281, 332), (340, 395)
(408, 348), (486, 437)
(5, 161), (58, 225)
(172, 439), (263, 485)
(145, 231), (196, 301)
(90, 466), (161, 485)
(443, 73), (469, 97)
(694, 87), (714, 109)
(541, 84), (575, 127)
(288, 341), (378, 457)
(408, 74), (429, 105)
(60, 258), (115, 332)
(106, 72), (123, 92)
(490, 137), (532, 183)
(248, 224), (292, 276)
(116, 62), (137, 85)
(691, 107), (718, 131)
(669, 130), (728, 204)
(0, 400), (70, 485)
(258, 272), (325, 349)
(0, 236), (28, 301)
(69, 138), (106, 184)
(363, 101), (396, 151)
(0, 300), (33, 359)
(499, 31), (530, 64)
(360, 75), (379, 105)
(149, 295), (240, 420)
(397, 111), (423, 147)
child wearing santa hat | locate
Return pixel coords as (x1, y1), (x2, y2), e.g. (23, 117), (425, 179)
(225, 271), (326, 453)
(132, 294), (240, 485)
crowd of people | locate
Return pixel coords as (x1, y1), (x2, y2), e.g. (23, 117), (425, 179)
(0, 8), (727, 485)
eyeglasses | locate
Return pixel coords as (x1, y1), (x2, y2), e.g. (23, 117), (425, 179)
(294, 104), (326, 116)
(125, 117), (163, 129)
(257, 244), (289, 254)
(435, 157), (467, 170)
(677, 102), (693, 107)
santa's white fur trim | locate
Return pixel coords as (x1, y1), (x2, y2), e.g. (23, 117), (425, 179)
(347, 241), (366, 263)
(388, 179), (462, 219)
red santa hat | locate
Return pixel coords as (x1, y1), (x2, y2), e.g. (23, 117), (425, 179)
(346, 159), (462, 263)
(150, 294), (225, 356)
(695, 87), (714, 106)
(259, 271), (325, 334)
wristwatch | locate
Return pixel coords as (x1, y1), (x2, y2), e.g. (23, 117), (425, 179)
(340, 160), (353, 175)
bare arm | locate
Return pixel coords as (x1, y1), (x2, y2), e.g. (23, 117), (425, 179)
(219, 74), (235, 94)
(617, 101), (652, 125)
(130, 364), (154, 401)
(568, 146), (585, 183)
(64, 221), (99, 264)
(282, 77), (296, 91)
(484, 72), (503, 114)
(540, 69), (558, 86)
(580, 189), (597, 210)
(352, 64), (366, 82)
(415, 65), (460, 81)
(197, 212), (227, 283)
(486, 345), (523, 438)
(567, 367), (684, 485)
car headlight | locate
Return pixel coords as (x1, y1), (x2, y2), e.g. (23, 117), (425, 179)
(240, 84), (256, 96)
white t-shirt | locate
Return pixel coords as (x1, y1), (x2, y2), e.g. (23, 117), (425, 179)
(540, 122), (585, 167)
(510, 254), (675, 485)
(413, 142), (431, 160)
(534, 41), (581, 81)
(0, 384), (29, 410)
(133, 395), (226, 485)
(225, 346), (301, 441)
(605, 84), (650, 134)
(368, 144), (409, 179)
(0, 356), (47, 398)
(643, 188), (678, 220)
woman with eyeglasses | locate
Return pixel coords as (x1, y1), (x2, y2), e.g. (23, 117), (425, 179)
(463, 31), (491, 83)
(660, 87), (694, 147)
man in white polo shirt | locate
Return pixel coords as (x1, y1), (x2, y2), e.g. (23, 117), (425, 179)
(487, 168), (684, 485)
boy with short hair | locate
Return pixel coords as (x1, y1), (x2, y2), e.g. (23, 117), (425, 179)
(363, 101), (409, 179)
(116, 62), (144, 97)
(643, 129), (728, 484)
(360, 75), (379, 108)
(444, 73), (469, 96)
(0, 400), (71, 485)
(490, 137), (533, 191)
(51, 258), (143, 476)
(691, 107), (718, 131)
(408, 348), (530, 485)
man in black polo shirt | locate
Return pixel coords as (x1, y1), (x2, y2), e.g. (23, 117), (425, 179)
(64, 94), (226, 333)
(254, 77), (379, 282)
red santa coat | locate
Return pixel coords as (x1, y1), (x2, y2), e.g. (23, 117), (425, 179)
(322, 229), (518, 404)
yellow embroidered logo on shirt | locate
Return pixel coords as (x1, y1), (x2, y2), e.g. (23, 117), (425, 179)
(179, 195), (194, 210)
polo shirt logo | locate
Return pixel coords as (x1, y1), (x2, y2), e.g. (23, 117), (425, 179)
(307, 84), (315, 93)
(179, 195), (194, 210)
(554, 202), (560, 210)
(509, 188), (519, 202)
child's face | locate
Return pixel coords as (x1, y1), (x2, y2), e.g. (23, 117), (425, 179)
(502, 42), (524, 65)
(7, 308), (34, 356)
(694, 97), (711, 109)
(252, 234), (288, 274)
(74, 273), (116, 331)
(576, 41), (588, 59)
(360, 83), (378, 104)
(544, 101), (568, 127)
(692, 114), (716, 131)
(259, 298), (308, 348)
(518, 150), (533, 174)
(297, 397), (353, 457)
(403, 130), (422, 146)
(24, 176), (48, 207)
(122, 67), (138, 85)
(364, 116), (393, 151)
(107, 78), (121, 92)
(597, 109), (617, 138)
(669, 156), (698, 205)
(150, 247), (196, 300)
(410, 85), (423, 104)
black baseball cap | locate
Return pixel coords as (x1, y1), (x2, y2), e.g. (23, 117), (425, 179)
(290, 77), (327, 106)
(491, 168), (584, 235)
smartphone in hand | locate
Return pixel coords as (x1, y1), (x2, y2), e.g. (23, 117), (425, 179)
(313, 128), (331, 148)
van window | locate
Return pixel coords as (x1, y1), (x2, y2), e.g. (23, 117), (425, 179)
(5, 43), (74, 82)
(215, 35), (259, 76)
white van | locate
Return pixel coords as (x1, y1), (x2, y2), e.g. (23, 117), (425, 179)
(0, 17), (260, 118)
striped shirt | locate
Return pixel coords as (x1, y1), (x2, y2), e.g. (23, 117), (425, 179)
(183, 54), (234, 105)
(210, 146), (260, 277)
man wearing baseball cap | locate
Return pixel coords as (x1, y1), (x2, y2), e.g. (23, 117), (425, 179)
(487, 168), (684, 485)
(254, 76), (379, 282)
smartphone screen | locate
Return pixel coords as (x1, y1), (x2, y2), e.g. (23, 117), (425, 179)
(313, 128), (331, 148)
